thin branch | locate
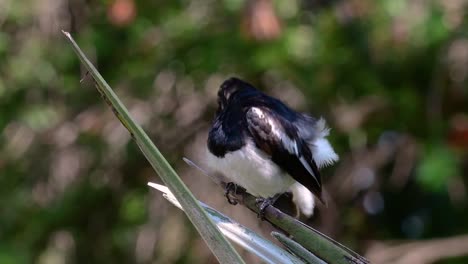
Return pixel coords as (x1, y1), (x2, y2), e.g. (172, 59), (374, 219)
(183, 157), (369, 264)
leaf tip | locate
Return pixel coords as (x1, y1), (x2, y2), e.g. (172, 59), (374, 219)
(61, 30), (71, 39)
(147, 182), (170, 194)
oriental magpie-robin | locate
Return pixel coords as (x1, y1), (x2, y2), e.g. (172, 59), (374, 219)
(206, 77), (338, 216)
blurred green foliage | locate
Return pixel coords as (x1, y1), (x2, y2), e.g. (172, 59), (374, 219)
(1, 0), (468, 263)
(417, 145), (459, 192)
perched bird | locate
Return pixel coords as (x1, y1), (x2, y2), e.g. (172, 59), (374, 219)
(206, 77), (338, 216)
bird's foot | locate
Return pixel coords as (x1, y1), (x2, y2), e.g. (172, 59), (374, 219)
(224, 182), (239, 205)
(255, 194), (281, 220)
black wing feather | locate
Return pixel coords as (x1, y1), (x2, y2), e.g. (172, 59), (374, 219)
(245, 107), (325, 203)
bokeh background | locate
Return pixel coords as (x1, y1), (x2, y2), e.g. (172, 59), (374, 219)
(1, 0), (468, 263)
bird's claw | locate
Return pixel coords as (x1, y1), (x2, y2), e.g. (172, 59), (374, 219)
(255, 197), (272, 220)
(255, 194), (281, 220)
(225, 182), (239, 205)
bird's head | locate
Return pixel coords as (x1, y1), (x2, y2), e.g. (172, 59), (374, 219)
(217, 77), (257, 113)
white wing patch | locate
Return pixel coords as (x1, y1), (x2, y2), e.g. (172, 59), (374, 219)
(299, 156), (319, 185)
(249, 107), (321, 185)
(250, 107), (299, 155)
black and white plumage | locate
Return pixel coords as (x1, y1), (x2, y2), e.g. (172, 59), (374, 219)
(206, 77), (338, 216)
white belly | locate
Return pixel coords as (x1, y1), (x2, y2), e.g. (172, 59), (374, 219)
(205, 141), (295, 198)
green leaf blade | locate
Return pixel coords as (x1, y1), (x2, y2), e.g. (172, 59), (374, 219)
(62, 30), (244, 264)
